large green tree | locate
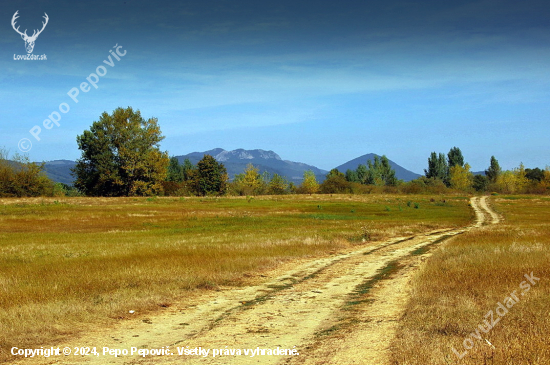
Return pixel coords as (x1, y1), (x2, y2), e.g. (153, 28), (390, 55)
(195, 155), (228, 196)
(72, 107), (169, 196)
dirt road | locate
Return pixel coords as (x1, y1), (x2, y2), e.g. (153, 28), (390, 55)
(12, 197), (499, 365)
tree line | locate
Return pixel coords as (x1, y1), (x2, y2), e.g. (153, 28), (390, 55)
(1, 107), (549, 197)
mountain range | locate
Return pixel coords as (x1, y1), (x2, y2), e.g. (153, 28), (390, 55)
(173, 148), (329, 183)
(40, 148), (421, 185)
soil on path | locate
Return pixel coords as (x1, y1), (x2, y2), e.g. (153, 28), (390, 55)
(12, 197), (499, 365)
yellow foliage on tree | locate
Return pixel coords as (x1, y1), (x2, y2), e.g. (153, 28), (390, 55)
(0, 149), (53, 197)
(542, 168), (550, 189)
(496, 170), (518, 194)
(514, 163), (529, 193)
(494, 163), (530, 194)
(449, 163), (473, 191)
(299, 170), (319, 194)
(232, 164), (265, 196)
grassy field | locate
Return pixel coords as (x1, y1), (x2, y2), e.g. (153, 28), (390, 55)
(391, 196), (550, 364)
(0, 194), (471, 362)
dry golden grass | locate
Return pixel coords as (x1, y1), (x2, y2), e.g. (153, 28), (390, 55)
(0, 194), (470, 363)
(391, 196), (550, 364)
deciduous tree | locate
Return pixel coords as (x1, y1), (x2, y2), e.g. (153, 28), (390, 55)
(472, 174), (489, 192)
(362, 156), (398, 186)
(73, 107), (169, 196)
(320, 169), (349, 193)
(299, 170), (319, 194)
(267, 173), (289, 195)
(0, 149), (53, 197)
(232, 164), (265, 196)
(449, 163), (473, 191)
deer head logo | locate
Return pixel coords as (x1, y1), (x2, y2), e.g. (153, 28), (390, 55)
(12, 11), (49, 54)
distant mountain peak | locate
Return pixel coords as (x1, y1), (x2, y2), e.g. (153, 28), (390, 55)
(215, 149), (281, 162)
(174, 148), (324, 183)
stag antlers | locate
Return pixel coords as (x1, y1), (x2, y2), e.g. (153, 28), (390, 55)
(12, 10), (49, 53)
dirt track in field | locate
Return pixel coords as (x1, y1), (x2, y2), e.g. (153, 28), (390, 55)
(12, 197), (499, 365)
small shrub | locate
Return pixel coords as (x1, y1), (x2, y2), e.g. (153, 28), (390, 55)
(360, 225), (372, 241)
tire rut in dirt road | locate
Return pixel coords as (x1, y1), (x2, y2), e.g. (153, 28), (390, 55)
(12, 197), (500, 365)
(131, 197), (495, 365)
(282, 196), (501, 365)
(478, 196), (501, 224)
(120, 231), (463, 365)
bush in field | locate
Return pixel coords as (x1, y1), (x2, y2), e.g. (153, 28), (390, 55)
(0, 149), (53, 197)
(162, 181), (194, 196)
(52, 182), (82, 197)
(400, 176), (449, 194)
(320, 169), (350, 194)
(400, 178), (427, 194)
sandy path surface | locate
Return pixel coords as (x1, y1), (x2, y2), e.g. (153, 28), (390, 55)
(11, 197), (499, 365)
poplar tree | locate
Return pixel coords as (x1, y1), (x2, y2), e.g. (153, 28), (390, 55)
(485, 156), (501, 183)
(425, 152), (449, 184)
(447, 147), (464, 168)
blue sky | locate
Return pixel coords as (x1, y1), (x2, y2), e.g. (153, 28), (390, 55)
(1, 0), (549, 174)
